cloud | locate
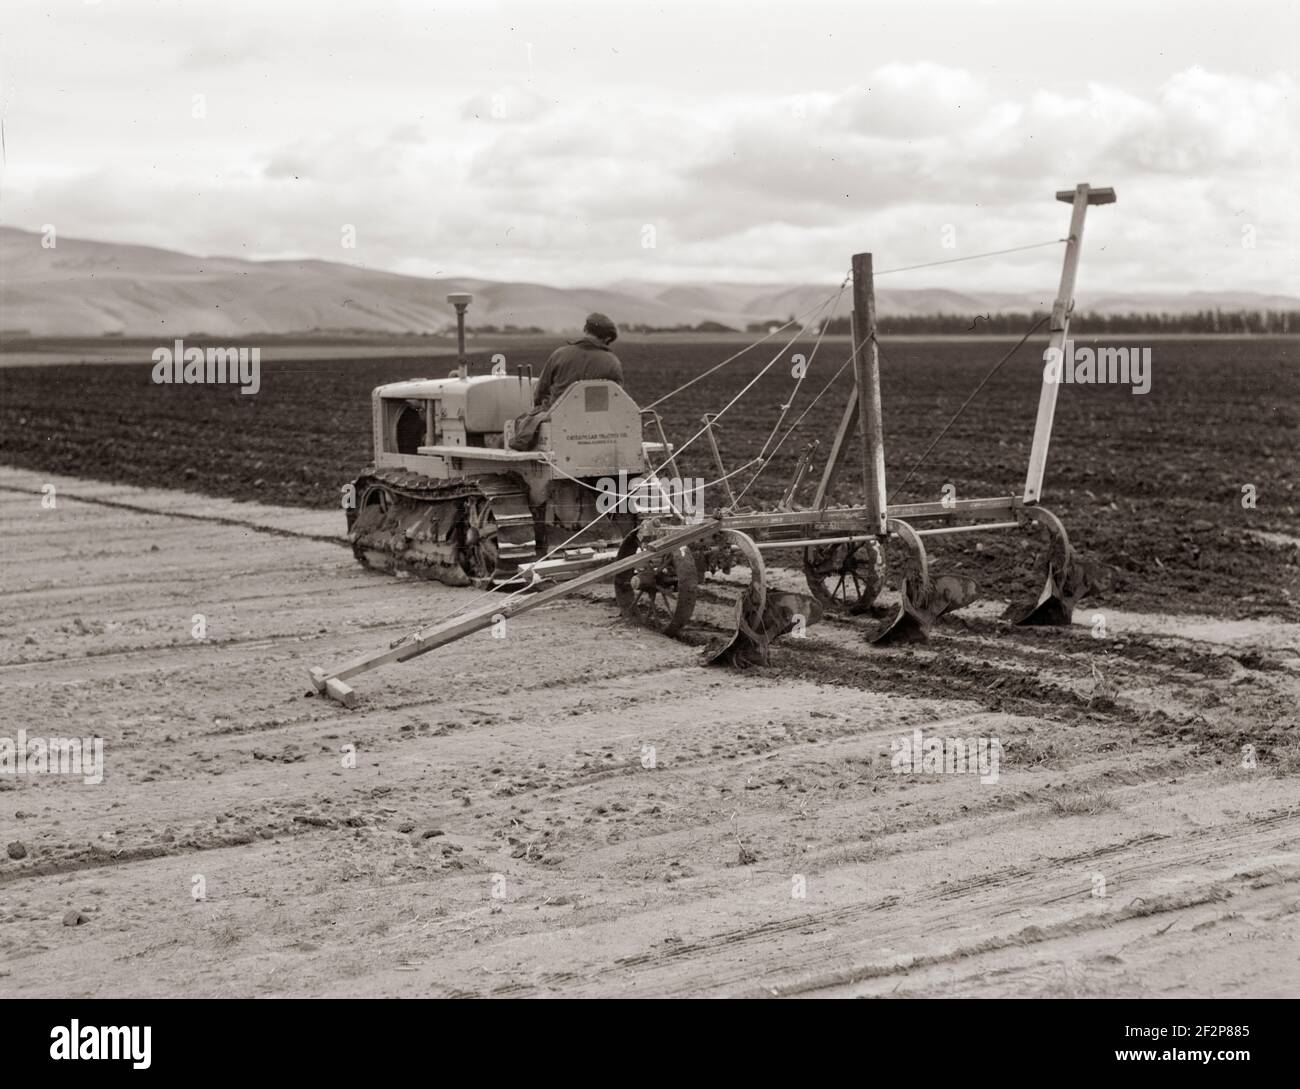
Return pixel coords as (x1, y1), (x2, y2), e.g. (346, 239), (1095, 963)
(828, 63), (989, 136)
(4, 27), (1295, 294)
(1117, 68), (1298, 174)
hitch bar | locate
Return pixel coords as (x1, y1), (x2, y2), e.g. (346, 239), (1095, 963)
(310, 519), (723, 707)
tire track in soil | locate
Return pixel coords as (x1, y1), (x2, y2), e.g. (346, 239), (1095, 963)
(766, 872), (1300, 999)
(491, 812), (1300, 998)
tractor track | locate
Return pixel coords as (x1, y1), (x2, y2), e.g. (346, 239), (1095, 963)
(0, 576), (390, 616)
(0, 482), (350, 547)
(0, 822), (337, 888)
(0, 630), (344, 670)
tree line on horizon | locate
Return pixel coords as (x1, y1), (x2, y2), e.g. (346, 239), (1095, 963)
(620, 308), (1299, 336)
(14, 308), (1292, 342)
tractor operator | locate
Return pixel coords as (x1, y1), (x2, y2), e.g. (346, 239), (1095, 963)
(533, 312), (623, 408)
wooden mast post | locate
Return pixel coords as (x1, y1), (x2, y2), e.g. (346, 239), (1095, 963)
(1022, 183), (1116, 503)
(813, 256), (887, 534)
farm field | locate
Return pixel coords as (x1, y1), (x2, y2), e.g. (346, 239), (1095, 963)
(2, 334), (1298, 999)
(1, 335), (1296, 619)
(0, 466), (1297, 998)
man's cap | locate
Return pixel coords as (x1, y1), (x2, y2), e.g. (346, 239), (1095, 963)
(584, 312), (618, 342)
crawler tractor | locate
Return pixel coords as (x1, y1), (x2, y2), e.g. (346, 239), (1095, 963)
(346, 296), (671, 587)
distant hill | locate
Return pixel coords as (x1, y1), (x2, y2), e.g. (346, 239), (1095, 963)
(2, 226), (1296, 337)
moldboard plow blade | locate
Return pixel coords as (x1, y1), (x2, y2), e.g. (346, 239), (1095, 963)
(1007, 507), (1098, 626)
(1012, 555), (1099, 626)
(872, 573), (980, 646)
(1015, 560), (1076, 626)
(697, 528), (822, 668)
(704, 590), (824, 668)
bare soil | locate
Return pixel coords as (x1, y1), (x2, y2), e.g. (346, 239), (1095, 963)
(2, 468), (1297, 997)
(1, 336), (1295, 620)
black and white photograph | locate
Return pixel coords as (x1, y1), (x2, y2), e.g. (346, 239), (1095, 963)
(0, 0), (1296, 1051)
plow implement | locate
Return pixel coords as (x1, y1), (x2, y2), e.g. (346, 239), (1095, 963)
(311, 183), (1114, 706)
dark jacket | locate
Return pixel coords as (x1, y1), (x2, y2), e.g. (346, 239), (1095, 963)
(534, 338), (623, 407)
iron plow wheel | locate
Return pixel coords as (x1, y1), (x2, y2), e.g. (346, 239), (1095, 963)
(614, 534), (699, 637)
(803, 537), (886, 614)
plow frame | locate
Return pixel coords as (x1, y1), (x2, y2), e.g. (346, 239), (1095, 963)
(790, 182), (1113, 639)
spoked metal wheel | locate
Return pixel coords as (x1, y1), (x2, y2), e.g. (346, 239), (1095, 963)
(803, 537), (886, 614)
(613, 533), (699, 636)
(460, 495), (500, 582)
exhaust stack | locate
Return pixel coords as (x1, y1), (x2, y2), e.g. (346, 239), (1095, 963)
(447, 292), (473, 379)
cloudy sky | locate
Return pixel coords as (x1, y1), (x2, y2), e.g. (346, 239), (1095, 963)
(2, 0), (1297, 294)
